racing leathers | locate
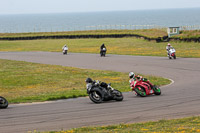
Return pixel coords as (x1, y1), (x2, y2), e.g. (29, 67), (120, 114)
(166, 45), (173, 56)
(129, 75), (153, 88)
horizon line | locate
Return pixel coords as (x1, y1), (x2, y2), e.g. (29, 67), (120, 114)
(0, 7), (199, 15)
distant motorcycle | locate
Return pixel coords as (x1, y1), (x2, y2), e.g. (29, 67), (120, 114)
(0, 96), (8, 109)
(100, 48), (106, 57)
(63, 47), (68, 55)
(130, 78), (161, 97)
(168, 47), (176, 59)
(86, 80), (123, 103)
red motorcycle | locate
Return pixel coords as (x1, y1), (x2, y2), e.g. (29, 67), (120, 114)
(130, 78), (161, 97)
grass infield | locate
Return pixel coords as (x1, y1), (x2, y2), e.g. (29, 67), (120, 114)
(33, 116), (200, 133)
(0, 59), (170, 103)
(0, 29), (199, 39)
(1, 38), (200, 58)
(0, 29), (167, 38)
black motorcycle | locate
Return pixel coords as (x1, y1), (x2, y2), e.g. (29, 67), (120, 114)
(86, 80), (123, 103)
(100, 48), (106, 57)
(0, 96), (8, 109)
(63, 49), (68, 55)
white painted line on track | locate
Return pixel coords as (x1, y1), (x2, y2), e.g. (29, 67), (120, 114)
(162, 78), (175, 88)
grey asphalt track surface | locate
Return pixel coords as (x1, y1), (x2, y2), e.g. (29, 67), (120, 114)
(0, 52), (200, 133)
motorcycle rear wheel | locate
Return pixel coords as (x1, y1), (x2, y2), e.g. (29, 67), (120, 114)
(0, 96), (8, 109)
(135, 87), (146, 97)
(89, 91), (103, 104)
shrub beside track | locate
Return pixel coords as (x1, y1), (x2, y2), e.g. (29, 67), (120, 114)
(0, 29), (200, 42)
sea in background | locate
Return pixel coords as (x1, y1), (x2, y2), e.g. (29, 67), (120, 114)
(0, 8), (200, 33)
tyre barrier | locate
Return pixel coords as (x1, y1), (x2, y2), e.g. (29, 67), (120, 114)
(0, 34), (151, 41)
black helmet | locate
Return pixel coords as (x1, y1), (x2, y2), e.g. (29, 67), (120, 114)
(85, 78), (93, 83)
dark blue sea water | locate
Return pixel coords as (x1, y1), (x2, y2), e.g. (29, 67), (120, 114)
(0, 8), (200, 33)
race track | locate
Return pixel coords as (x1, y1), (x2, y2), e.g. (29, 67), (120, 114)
(0, 52), (200, 133)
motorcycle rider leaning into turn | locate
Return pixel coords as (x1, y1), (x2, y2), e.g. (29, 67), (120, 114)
(166, 43), (173, 56)
(129, 72), (153, 88)
(85, 77), (113, 91)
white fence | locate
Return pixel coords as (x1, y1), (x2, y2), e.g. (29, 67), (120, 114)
(180, 25), (200, 31)
(0, 24), (200, 33)
(84, 25), (163, 30)
(0, 24), (166, 33)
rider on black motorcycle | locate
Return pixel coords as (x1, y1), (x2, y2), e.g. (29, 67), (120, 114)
(85, 77), (112, 91)
(100, 43), (106, 50)
(85, 77), (123, 103)
(100, 43), (107, 55)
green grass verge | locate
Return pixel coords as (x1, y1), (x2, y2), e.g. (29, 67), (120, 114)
(1, 37), (200, 58)
(1, 29), (199, 39)
(173, 30), (200, 39)
(0, 59), (170, 103)
(34, 116), (200, 133)
(0, 29), (167, 38)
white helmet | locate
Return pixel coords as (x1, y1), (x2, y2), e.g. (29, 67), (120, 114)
(129, 72), (135, 79)
(168, 43), (171, 46)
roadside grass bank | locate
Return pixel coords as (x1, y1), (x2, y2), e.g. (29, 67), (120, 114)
(174, 30), (200, 39)
(1, 29), (200, 43)
(0, 29), (167, 38)
(0, 59), (170, 103)
(36, 116), (200, 133)
(1, 38), (200, 58)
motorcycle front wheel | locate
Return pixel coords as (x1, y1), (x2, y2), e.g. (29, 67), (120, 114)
(0, 96), (8, 109)
(112, 90), (123, 101)
(103, 52), (106, 57)
(174, 55), (176, 59)
(153, 86), (161, 95)
(89, 91), (103, 104)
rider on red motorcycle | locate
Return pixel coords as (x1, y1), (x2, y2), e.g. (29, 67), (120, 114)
(129, 72), (153, 88)
(129, 72), (161, 96)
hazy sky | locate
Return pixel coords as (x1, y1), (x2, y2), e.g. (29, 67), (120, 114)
(0, 0), (200, 14)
